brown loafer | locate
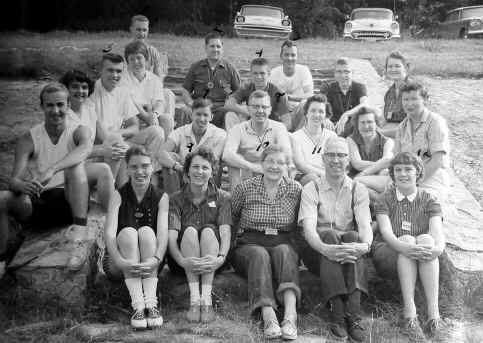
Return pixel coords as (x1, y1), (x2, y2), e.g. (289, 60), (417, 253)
(186, 304), (201, 323)
(200, 304), (216, 323)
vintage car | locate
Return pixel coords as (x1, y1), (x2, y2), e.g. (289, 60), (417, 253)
(234, 5), (292, 39)
(430, 6), (483, 39)
(343, 8), (400, 40)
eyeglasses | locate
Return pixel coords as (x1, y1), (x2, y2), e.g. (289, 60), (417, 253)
(249, 105), (271, 110)
(324, 152), (348, 159)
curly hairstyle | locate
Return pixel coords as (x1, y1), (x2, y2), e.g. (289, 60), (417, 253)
(183, 147), (217, 176)
(389, 152), (424, 184)
(60, 69), (95, 96)
(303, 94), (328, 116)
(125, 145), (152, 164)
(260, 144), (289, 164)
(350, 106), (383, 137)
(400, 80), (429, 101)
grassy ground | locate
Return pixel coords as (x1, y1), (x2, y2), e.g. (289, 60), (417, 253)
(0, 31), (483, 79)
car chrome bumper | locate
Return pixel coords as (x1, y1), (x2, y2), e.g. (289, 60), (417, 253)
(344, 31), (400, 40)
(234, 25), (291, 38)
(468, 28), (483, 37)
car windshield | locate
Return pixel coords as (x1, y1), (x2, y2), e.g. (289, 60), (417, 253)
(461, 7), (483, 18)
(242, 6), (282, 18)
(352, 10), (392, 20)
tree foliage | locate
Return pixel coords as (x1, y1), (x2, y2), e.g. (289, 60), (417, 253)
(2, 0), (482, 37)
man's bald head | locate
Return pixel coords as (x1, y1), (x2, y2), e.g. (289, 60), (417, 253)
(324, 136), (349, 155)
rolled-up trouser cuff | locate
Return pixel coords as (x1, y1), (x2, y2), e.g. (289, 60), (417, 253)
(276, 282), (301, 306)
(251, 296), (278, 314)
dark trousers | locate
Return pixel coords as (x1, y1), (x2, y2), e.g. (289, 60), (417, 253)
(299, 230), (368, 306)
(232, 232), (301, 314)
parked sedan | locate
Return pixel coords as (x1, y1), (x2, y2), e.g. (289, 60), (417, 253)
(234, 5), (292, 39)
(343, 8), (400, 41)
(430, 6), (483, 38)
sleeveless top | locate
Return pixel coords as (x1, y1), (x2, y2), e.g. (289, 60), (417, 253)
(29, 121), (78, 190)
(351, 130), (388, 162)
(117, 182), (163, 234)
(383, 77), (411, 123)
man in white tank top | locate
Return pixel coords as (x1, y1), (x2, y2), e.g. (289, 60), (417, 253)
(0, 83), (93, 279)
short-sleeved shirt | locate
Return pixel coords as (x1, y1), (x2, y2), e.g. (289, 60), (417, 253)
(183, 58), (241, 108)
(269, 64), (314, 111)
(349, 130), (389, 162)
(168, 123), (227, 161)
(121, 70), (164, 110)
(226, 119), (292, 164)
(90, 80), (138, 132)
(229, 82), (289, 121)
(291, 128), (337, 175)
(298, 176), (371, 234)
(67, 99), (97, 140)
(168, 182), (232, 232)
(383, 77), (411, 123)
(117, 182), (163, 235)
(320, 81), (367, 123)
(232, 175), (302, 233)
(374, 186), (442, 238)
(146, 43), (168, 79)
(394, 109), (450, 169)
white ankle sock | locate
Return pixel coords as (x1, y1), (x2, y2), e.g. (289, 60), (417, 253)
(142, 277), (158, 308)
(262, 306), (277, 323)
(125, 278), (145, 311)
(201, 283), (212, 305)
(188, 282), (201, 305)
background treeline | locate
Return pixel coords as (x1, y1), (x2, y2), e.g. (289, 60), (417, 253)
(2, 0), (482, 38)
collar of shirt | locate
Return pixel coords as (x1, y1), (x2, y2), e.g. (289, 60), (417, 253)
(200, 58), (227, 69)
(252, 174), (289, 198)
(244, 120), (273, 136)
(182, 180), (218, 206)
(319, 175), (352, 193)
(126, 69), (153, 86)
(409, 108), (430, 125)
(335, 81), (353, 95)
(396, 188), (417, 202)
(185, 123), (213, 144)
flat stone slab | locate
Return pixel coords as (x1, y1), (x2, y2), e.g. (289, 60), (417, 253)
(9, 204), (105, 307)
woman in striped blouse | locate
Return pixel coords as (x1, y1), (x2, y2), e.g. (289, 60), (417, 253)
(373, 152), (445, 339)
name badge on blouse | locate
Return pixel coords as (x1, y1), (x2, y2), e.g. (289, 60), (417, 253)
(134, 212), (144, 219)
(402, 221), (411, 232)
(207, 81), (214, 89)
(265, 228), (278, 235)
(208, 201), (216, 208)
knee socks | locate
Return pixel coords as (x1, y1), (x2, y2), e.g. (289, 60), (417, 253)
(125, 278), (145, 311)
(201, 283), (212, 306)
(142, 277), (158, 309)
(188, 282), (201, 305)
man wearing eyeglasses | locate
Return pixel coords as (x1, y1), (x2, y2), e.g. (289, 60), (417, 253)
(297, 136), (372, 342)
(223, 90), (293, 191)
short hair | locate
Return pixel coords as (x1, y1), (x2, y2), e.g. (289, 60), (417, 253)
(192, 98), (212, 111)
(124, 40), (149, 62)
(131, 15), (149, 26)
(323, 136), (349, 154)
(125, 145), (151, 164)
(335, 57), (351, 68)
(101, 53), (124, 67)
(39, 82), (69, 105)
(261, 144), (289, 164)
(205, 32), (223, 45)
(400, 80), (429, 100)
(280, 40), (297, 55)
(350, 106), (383, 136)
(389, 152), (424, 184)
(385, 51), (409, 71)
(183, 147), (217, 176)
(250, 57), (269, 69)
(59, 70), (95, 95)
(248, 89), (270, 104)
(303, 94), (328, 116)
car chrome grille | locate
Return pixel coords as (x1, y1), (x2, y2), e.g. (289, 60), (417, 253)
(235, 26), (290, 38)
(351, 30), (392, 39)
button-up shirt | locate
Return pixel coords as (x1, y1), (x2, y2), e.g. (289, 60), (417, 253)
(168, 123), (227, 161)
(183, 58), (241, 108)
(232, 175), (302, 233)
(298, 176), (371, 234)
(375, 186), (442, 237)
(168, 182), (232, 232)
(90, 80), (138, 132)
(394, 108), (450, 169)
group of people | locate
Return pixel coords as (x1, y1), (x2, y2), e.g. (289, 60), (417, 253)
(0, 14), (452, 342)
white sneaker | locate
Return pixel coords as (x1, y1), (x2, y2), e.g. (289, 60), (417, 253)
(131, 308), (148, 330)
(0, 261), (6, 279)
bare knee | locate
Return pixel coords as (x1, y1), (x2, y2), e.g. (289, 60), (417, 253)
(138, 226), (156, 243)
(117, 227), (139, 250)
(180, 227), (200, 250)
(200, 227), (216, 245)
(65, 162), (88, 183)
(398, 235), (416, 244)
(416, 234), (434, 247)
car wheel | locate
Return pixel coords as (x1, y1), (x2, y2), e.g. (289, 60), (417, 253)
(459, 28), (468, 39)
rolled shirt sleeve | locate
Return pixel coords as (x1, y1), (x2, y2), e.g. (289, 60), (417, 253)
(428, 116), (450, 155)
(298, 181), (319, 224)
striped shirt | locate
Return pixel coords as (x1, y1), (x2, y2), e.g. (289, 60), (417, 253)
(146, 44), (168, 79)
(232, 175), (302, 233)
(375, 186), (442, 237)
